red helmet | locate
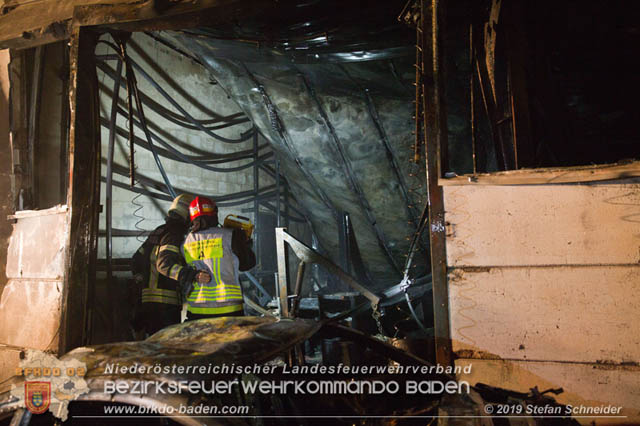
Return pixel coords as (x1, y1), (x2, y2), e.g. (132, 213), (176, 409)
(189, 196), (217, 221)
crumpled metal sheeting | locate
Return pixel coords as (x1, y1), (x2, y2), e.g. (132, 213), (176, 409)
(168, 35), (415, 65)
(61, 317), (320, 381)
(177, 0), (413, 63)
(172, 33), (429, 289)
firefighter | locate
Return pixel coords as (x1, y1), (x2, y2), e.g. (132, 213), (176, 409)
(131, 194), (211, 336)
(182, 196), (256, 320)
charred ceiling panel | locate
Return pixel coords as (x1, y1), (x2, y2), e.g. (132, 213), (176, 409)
(168, 34), (428, 290)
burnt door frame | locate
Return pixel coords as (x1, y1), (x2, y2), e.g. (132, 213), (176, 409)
(59, 27), (101, 352)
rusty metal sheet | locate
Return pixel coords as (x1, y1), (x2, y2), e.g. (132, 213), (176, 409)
(0, 279), (62, 351)
(5, 207), (68, 280)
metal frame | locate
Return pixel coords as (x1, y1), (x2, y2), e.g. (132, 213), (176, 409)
(419, 0), (453, 366)
(275, 227), (380, 319)
(96, 34), (307, 296)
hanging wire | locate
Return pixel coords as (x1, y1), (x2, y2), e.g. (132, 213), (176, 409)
(116, 37), (177, 199)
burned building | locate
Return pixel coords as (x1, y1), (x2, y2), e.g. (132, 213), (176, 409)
(0, 0), (638, 424)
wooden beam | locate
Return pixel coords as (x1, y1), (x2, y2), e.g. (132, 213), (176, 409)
(421, 0), (453, 367)
(0, 0), (124, 49)
(72, 0), (254, 31)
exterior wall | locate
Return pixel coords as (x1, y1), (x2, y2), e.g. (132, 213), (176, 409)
(95, 32), (272, 261)
(0, 48), (15, 391)
(0, 207), (67, 390)
(0, 50), (11, 299)
(444, 181), (640, 423)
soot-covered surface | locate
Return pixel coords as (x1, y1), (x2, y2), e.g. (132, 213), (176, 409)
(163, 10), (428, 290)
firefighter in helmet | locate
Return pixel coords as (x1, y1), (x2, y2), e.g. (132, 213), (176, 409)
(131, 194), (211, 336)
(182, 196), (256, 320)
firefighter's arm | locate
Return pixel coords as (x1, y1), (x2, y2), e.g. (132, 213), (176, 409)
(157, 232), (211, 286)
(131, 241), (149, 283)
(231, 228), (256, 271)
(156, 232), (193, 283)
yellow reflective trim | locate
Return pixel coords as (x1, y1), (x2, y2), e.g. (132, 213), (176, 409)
(142, 292), (180, 305)
(187, 304), (243, 314)
(168, 264), (183, 280)
(192, 289), (242, 295)
(159, 244), (180, 254)
(216, 258), (222, 286)
(143, 288), (178, 297)
(184, 238), (223, 263)
(187, 294), (242, 301)
(142, 298), (180, 305)
(188, 293), (241, 302)
(148, 246), (159, 290)
(189, 285), (241, 293)
(190, 288), (242, 294)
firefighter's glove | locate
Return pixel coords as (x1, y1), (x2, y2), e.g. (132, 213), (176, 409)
(195, 270), (211, 284)
(178, 266), (197, 299)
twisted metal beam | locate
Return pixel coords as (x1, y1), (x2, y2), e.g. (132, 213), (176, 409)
(297, 73), (401, 274)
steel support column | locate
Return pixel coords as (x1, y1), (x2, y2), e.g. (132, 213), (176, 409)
(421, 0), (453, 367)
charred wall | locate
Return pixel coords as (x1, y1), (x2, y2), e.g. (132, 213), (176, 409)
(0, 50), (11, 298)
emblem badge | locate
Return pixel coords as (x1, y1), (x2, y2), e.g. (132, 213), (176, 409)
(25, 381), (51, 415)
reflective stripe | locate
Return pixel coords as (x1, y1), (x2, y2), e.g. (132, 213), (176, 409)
(191, 289), (242, 295)
(188, 293), (242, 302)
(189, 287), (241, 296)
(143, 288), (178, 297)
(189, 291), (242, 297)
(216, 258), (222, 286)
(142, 294), (180, 305)
(142, 288), (180, 305)
(183, 228), (243, 313)
(187, 297), (242, 303)
(187, 304), (243, 314)
(168, 264), (183, 281)
(159, 244), (181, 254)
(147, 246), (160, 290)
(194, 284), (241, 291)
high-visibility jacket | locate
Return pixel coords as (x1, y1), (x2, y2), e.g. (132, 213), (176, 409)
(131, 220), (189, 306)
(182, 227), (244, 315)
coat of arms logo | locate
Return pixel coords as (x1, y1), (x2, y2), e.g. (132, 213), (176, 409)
(25, 381), (51, 415)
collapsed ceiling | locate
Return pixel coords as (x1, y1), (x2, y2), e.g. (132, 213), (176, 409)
(159, 0), (430, 290)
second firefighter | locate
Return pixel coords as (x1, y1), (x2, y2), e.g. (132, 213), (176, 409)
(182, 196), (256, 320)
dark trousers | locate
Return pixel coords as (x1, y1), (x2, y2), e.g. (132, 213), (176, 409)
(186, 309), (244, 322)
(135, 302), (181, 336)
